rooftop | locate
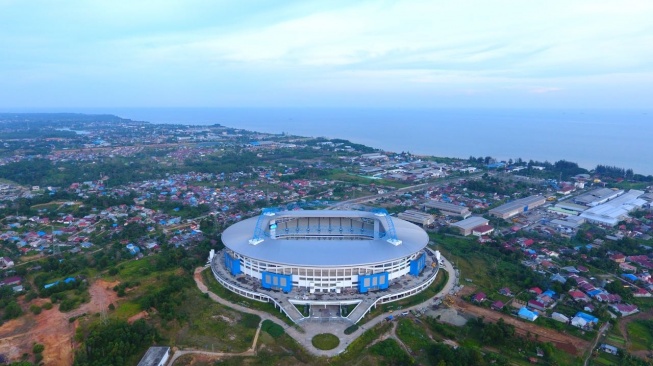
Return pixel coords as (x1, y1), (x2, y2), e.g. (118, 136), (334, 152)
(489, 195), (545, 215)
(451, 216), (489, 230)
(222, 210), (428, 266)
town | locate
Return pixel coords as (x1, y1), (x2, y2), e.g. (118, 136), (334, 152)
(0, 113), (652, 366)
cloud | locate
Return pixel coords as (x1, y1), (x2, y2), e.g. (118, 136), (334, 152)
(1, 0), (653, 107)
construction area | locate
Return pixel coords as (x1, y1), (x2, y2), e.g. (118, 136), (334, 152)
(0, 279), (119, 365)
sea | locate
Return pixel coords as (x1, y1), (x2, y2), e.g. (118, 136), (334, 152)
(12, 107), (653, 176)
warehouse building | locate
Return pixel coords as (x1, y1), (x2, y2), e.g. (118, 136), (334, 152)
(555, 202), (588, 213)
(579, 190), (646, 226)
(423, 200), (471, 218)
(489, 195), (546, 219)
(451, 216), (490, 236)
(398, 210), (435, 226)
(574, 188), (624, 207)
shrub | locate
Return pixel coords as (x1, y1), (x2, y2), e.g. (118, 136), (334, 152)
(32, 343), (45, 354)
(42, 302), (53, 310)
(59, 298), (77, 312)
(25, 291), (38, 301)
(344, 324), (359, 335)
(261, 320), (284, 338)
(29, 305), (42, 315)
(3, 301), (22, 320)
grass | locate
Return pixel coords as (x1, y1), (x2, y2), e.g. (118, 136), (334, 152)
(592, 352), (622, 366)
(113, 301), (141, 319)
(333, 322), (392, 364)
(395, 318), (432, 364)
(201, 270), (294, 326)
(293, 303), (310, 317)
(116, 257), (156, 279)
(369, 338), (414, 365)
(627, 319), (653, 351)
(261, 319), (284, 338)
(396, 318), (432, 352)
(631, 296), (653, 312)
(311, 333), (340, 350)
(605, 324), (626, 348)
(162, 288), (261, 352)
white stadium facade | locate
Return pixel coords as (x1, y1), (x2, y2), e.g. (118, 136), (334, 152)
(209, 208), (442, 323)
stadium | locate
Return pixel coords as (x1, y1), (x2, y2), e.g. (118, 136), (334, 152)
(209, 208), (441, 323)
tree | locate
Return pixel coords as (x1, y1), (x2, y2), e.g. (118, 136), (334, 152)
(3, 301), (22, 320)
(32, 343), (45, 354)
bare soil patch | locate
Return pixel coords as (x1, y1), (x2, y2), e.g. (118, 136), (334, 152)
(453, 298), (589, 356)
(0, 279), (120, 365)
(128, 310), (149, 324)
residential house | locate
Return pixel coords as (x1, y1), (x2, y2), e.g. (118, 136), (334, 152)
(518, 307), (538, 321)
(0, 257), (14, 268)
(472, 292), (487, 303)
(611, 304), (639, 317)
(551, 312), (569, 323)
(498, 287), (513, 297)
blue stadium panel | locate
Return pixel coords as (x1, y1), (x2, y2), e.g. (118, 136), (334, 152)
(358, 272), (389, 293)
(224, 251), (241, 275)
(409, 252), (426, 276)
(261, 271), (293, 293)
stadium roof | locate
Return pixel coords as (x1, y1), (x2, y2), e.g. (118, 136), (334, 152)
(221, 210), (428, 267)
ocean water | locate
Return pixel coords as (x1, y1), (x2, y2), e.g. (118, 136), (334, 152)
(20, 107), (653, 175)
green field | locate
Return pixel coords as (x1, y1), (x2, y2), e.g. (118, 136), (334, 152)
(113, 301), (141, 319)
(627, 320), (653, 351)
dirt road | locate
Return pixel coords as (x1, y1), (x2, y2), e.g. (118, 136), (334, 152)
(452, 298), (590, 356)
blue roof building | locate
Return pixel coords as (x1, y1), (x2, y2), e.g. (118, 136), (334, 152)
(126, 244), (140, 255)
(542, 290), (556, 298)
(622, 274), (638, 282)
(518, 307), (538, 321)
(574, 312), (599, 324)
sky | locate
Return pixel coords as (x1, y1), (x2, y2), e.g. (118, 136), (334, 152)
(1, 0), (652, 109)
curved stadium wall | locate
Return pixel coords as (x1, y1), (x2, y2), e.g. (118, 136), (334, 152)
(217, 209), (429, 294)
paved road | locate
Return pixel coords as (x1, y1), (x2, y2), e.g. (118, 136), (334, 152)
(184, 255), (457, 361)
